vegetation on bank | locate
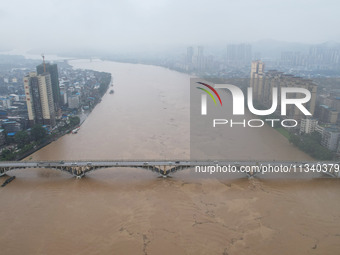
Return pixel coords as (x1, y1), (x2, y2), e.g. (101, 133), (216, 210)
(97, 72), (111, 96)
(0, 116), (80, 161)
(1, 124), (48, 161)
(57, 116), (80, 133)
(275, 127), (291, 139)
(289, 132), (334, 160)
(250, 102), (334, 160)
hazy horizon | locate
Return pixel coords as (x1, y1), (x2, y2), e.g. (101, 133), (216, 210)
(1, 0), (340, 54)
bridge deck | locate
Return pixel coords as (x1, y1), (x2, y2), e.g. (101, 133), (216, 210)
(0, 160), (339, 178)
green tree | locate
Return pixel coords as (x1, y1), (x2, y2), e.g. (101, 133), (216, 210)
(289, 134), (300, 146)
(69, 116), (80, 127)
(31, 125), (47, 142)
(0, 149), (16, 161)
(309, 131), (322, 143)
(289, 132), (334, 160)
(14, 130), (30, 147)
(99, 82), (108, 95)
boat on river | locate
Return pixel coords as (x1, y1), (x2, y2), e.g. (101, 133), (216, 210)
(72, 127), (80, 134)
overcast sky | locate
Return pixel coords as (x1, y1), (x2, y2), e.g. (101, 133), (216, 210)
(1, 0), (339, 53)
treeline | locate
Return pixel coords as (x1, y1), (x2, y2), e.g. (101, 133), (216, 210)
(289, 132), (334, 160)
(97, 72), (111, 96)
(1, 125), (49, 161)
(248, 101), (334, 160)
(57, 116), (80, 133)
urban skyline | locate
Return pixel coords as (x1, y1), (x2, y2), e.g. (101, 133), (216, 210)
(1, 1), (340, 255)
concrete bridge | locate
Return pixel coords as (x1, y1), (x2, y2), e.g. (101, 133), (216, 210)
(0, 160), (339, 179)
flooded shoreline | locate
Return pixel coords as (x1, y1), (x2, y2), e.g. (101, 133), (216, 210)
(1, 60), (339, 255)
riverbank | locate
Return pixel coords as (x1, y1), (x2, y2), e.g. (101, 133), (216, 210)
(2, 60), (339, 255)
(0, 66), (112, 162)
(17, 127), (77, 161)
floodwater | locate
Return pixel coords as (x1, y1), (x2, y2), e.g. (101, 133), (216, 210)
(0, 60), (339, 255)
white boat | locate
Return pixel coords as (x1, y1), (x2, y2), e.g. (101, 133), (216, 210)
(72, 127), (80, 134)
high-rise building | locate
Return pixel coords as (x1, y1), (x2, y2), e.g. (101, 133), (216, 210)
(316, 105), (338, 124)
(321, 127), (340, 151)
(197, 46), (204, 57)
(250, 61), (317, 121)
(68, 95), (80, 109)
(59, 85), (68, 106)
(186, 46), (194, 64)
(300, 118), (318, 134)
(23, 72), (56, 126)
(250, 60), (265, 78)
(36, 63), (60, 112)
(227, 44), (252, 66)
(250, 60), (265, 101)
(196, 46), (205, 71)
(187, 46), (206, 72)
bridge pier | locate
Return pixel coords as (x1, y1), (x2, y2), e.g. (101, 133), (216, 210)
(75, 171), (85, 179)
(160, 165), (171, 177)
(74, 171), (85, 179)
(0, 168), (8, 177)
(246, 173), (254, 178)
(330, 170), (340, 178)
(246, 168), (258, 178)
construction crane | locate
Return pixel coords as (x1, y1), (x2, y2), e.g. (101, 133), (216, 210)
(41, 53), (46, 72)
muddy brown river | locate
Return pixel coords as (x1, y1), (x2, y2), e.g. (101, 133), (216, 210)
(0, 60), (339, 255)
